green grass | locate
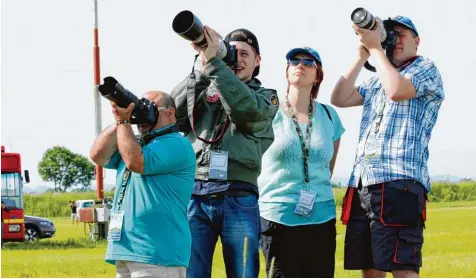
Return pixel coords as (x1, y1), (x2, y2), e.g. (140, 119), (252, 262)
(2, 203), (475, 278)
(23, 191), (115, 218)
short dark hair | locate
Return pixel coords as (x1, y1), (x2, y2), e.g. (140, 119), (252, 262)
(161, 93), (176, 110)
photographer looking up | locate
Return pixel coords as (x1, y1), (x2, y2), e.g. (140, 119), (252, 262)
(170, 26), (278, 278)
(90, 91), (196, 278)
(331, 15), (445, 278)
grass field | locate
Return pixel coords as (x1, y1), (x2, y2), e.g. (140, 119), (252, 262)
(1, 202), (475, 278)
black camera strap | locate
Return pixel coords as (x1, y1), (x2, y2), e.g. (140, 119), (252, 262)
(187, 54), (230, 145)
(140, 124), (179, 146)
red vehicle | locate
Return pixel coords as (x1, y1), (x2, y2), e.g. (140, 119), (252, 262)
(1, 145), (30, 242)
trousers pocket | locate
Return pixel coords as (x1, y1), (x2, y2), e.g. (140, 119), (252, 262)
(371, 182), (420, 227)
(393, 229), (423, 266)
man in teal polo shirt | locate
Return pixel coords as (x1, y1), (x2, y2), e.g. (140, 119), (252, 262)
(90, 91), (196, 278)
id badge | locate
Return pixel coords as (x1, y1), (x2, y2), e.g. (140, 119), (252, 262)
(294, 190), (316, 217)
(107, 211), (125, 241)
(209, 151), (228, 180)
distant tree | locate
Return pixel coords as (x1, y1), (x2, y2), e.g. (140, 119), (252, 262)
(331, 182), (343, 188)
(71, 186), (93, 192)
(38, 146), (95, 192)
(460, 177), (474, 183)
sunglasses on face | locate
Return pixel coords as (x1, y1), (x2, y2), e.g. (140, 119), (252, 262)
(288, 58), (317, 67)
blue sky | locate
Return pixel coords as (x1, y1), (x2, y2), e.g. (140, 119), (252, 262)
(1, 0), (475, 189)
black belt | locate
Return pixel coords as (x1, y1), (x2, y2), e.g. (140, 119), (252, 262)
(193, 189), (256, 199)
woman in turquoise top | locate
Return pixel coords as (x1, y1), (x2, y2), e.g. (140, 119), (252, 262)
(258, 47), (345, 278)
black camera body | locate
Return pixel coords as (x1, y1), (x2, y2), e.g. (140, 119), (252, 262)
(172, 10), (238, 66)
(98, 76), (159, 126)
(351, 8), (398, 71)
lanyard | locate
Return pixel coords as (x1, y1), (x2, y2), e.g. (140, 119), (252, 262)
(116, 169), (131, 211)
(285, 94), (313, 184)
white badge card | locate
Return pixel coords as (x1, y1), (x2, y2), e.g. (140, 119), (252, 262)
(294, 190), (317, 216)
(209, 151), (228, 180)
(107, 211), (125, 241)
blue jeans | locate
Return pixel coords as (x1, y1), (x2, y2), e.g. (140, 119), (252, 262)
(186, 193), (260, 278)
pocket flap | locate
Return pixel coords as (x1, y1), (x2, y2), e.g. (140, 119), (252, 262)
(398, 229), (423, 244)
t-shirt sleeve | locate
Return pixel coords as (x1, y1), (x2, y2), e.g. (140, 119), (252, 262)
(356, 76), (377, 98)
(142, 136), (194, 175)
(402, 59), (444, 99)
(327, 105), (345, 141)
(104, 151), (121, 170)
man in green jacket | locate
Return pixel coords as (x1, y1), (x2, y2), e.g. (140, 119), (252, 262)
(170, 26), (278, 278)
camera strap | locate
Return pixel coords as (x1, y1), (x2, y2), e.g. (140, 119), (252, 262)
(139, 124), (179, 146)
(187, 54), (230, 145)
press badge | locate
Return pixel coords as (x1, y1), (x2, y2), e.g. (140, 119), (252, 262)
(107, 211), (125, 241)
(294, 190), (317, 217)
(209, 151), (228, 180)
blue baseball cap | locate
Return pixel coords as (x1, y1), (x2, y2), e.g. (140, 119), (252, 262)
(286, 47), (322, 66)
(384, 16), (419, 37)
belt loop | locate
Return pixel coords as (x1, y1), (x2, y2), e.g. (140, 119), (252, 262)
(224, 191), (229, 199)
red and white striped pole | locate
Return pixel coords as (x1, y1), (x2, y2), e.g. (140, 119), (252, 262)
(93, 0), (104, 200)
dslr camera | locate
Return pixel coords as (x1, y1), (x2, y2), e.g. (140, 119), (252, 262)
(98, 76), (159, 126)
(351, 7), (398, 71)
(172, 10), (237, 66)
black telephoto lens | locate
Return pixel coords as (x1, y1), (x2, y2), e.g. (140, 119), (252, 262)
(98, 77), (142, 110)
(172, 10), (207, 48)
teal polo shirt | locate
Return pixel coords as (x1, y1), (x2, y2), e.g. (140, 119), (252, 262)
(104, 125), (196, 267)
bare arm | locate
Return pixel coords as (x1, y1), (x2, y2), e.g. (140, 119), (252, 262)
(116, 123), (144, 174)
(329, 139), (341, 178)
(369, 49), (416, 101)
(89, 124), (118, 167)
(331, 50), (367, 108)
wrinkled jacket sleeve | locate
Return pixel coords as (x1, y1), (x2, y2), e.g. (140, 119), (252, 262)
(202, 57), (278, 133)
(169, 71), (210, 132)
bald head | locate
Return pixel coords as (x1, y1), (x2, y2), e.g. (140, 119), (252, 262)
(143, 91), (176, 110)
(138, 91), (177, 134)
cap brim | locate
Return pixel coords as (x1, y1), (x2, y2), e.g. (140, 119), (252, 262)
(286, 48), (310, 60)
(286, 48), (321, 64)
(383, 19), (419, 36)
